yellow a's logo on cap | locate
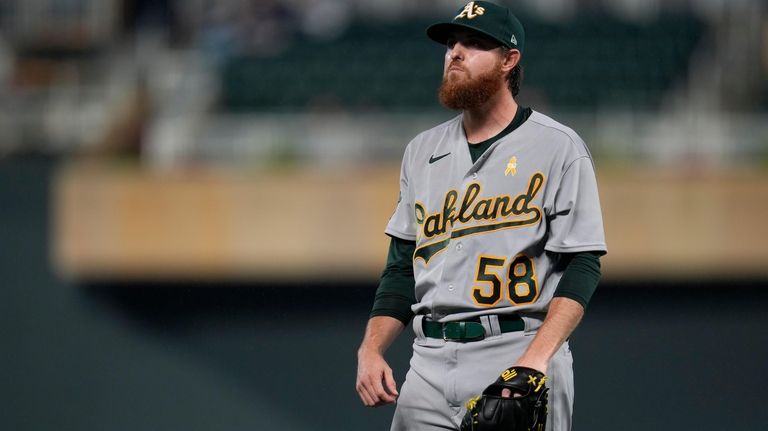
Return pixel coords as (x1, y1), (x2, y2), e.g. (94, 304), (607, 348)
(456, 1), (485, 20)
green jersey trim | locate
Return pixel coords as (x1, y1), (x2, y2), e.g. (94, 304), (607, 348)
(467, 106), (532, 163)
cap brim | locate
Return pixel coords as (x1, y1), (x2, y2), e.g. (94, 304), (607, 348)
(426, 22), (513, 49)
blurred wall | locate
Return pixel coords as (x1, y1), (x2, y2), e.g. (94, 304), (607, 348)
(51, 163), (768, 282)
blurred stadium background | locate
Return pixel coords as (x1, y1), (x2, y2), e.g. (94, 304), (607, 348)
(1, 0), (767, 429)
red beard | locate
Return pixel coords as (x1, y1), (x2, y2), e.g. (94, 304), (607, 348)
(438, 62), (505, 110)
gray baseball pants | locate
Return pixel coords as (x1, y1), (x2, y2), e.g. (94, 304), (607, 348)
(390, 315), (574, 431)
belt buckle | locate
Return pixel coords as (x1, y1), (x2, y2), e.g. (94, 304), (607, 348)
(442, 321), (485, 342)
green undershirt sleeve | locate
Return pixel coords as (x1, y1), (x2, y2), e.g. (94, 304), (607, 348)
(369, 236), (417, 325)
(553, 251), (603, 309)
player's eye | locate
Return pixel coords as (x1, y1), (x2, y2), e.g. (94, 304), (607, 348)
(446, 38), (457, 49)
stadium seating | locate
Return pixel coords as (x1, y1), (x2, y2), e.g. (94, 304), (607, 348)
(220, 13), (704, 111)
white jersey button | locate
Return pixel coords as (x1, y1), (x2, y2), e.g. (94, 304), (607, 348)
(448, 284), (454, 291)
(472, 173), (478, 179)
(456, 243), (463, 250)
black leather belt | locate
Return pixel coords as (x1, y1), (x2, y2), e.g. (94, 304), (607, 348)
(423, 315), (524, 342)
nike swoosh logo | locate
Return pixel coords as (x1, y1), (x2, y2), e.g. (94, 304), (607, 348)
(429, 152), (451, 164)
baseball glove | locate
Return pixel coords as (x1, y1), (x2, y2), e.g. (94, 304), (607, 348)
(459, 366), (548, 431)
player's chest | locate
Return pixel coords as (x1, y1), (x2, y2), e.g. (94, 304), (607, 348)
(412, 143), (551, 211)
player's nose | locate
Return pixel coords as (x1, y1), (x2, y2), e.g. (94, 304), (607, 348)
(446, 43), (465, 61)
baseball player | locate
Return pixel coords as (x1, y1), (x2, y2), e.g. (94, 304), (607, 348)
(355, 2), (607, 430)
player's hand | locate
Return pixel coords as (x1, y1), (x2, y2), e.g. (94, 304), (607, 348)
(356, 348), (399, 407)
(501, 362), (547, 398)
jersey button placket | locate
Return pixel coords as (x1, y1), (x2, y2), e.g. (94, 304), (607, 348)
(449, 243), (462, 293)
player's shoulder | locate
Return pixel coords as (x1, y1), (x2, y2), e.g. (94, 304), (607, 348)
(526, 110), (591, 157)
(406, 114), (463, 152)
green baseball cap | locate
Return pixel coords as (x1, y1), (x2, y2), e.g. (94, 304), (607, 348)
(426, 1), (525, 53)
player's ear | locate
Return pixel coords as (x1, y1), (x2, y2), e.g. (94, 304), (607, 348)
(500, 49), (521, 73)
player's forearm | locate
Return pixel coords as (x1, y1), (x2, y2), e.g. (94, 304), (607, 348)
(515, 297), (584, 373)
(358, 316), (406, 356)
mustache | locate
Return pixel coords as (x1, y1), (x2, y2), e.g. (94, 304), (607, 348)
(446, 61), (467, 73)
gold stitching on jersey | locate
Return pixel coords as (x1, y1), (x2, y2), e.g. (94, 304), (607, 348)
(505, 156), (517, 176)
(471, 254), (507, 307)
(419, 172), (544, 241)
(507, 253), (540, 305)
(413, 172), (546, 264)
(414, 216), (539, 264)
(414, 201), (427, 241)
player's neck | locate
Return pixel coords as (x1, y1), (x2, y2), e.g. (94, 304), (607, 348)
(462, 92), (519, 144)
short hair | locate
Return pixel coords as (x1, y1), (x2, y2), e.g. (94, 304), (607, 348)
(500, 48), (524, 97)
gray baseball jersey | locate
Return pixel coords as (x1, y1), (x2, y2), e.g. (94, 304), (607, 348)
(385, 110), (607, 322)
